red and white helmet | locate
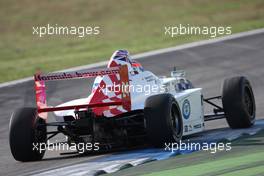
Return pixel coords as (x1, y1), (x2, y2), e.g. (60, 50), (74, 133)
(107, 50), (132, 68)
(108, 50), (144, 72)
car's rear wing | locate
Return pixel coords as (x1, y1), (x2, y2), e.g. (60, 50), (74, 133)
(34, 65), (131, 119)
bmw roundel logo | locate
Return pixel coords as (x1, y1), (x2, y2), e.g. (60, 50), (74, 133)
(182, 99), (191, 119)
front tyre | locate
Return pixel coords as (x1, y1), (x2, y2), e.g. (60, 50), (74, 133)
(222, 76), (256, 128)
(144, 94), (183, 147)
(9, 107), (47, 161)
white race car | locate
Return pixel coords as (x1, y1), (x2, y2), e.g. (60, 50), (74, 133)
(9, 50), (256, 161)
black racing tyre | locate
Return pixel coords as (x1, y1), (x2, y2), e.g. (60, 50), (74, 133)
(9, 107), (47, 161)
(222, 76), (256, 129)
(144, 93), (183, 147)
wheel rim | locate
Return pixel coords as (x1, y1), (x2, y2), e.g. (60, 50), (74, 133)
(171, 105), (181, 136)
(244, 86), (254, 118)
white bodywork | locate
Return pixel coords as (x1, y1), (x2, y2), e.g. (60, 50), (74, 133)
(127, 70), (204, 136)
(158, 74), (204, 136)
(55, 68), (204, 136)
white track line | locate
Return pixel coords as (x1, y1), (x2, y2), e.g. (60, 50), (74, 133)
(1, 28), (264, 89)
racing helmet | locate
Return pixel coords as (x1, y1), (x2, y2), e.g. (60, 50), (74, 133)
(107, 50), (144, 72)
(107, 50), (132, 68)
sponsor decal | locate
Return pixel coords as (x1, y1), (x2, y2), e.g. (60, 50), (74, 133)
(184, 125), (188, 132)
(144, 75), (156, 82)
(184, 124), (193, 133)
(189, 125), (193, 131)
(182, 99), (191, 119)
(193, 124), (202, 129)
(35, 69), (120, 81)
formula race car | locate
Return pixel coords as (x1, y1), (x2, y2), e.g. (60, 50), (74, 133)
(9, 50), (256, 161)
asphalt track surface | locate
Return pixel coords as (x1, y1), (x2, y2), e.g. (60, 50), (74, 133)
(0, 32), (264, 176)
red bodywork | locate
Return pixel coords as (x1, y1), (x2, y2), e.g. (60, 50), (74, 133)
(34, 65), (131, 120)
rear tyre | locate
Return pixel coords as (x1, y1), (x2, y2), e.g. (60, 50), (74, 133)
(144, 94), (183, 147)
(222, 76), (256, 129)
(9, 107), (47, 161)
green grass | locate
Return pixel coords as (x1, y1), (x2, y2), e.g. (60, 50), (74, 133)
(144, 152), (264, 176)
(107, 130), (264, 176)
(0, 0), (264, 82)
(220, 165), (264, 176)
